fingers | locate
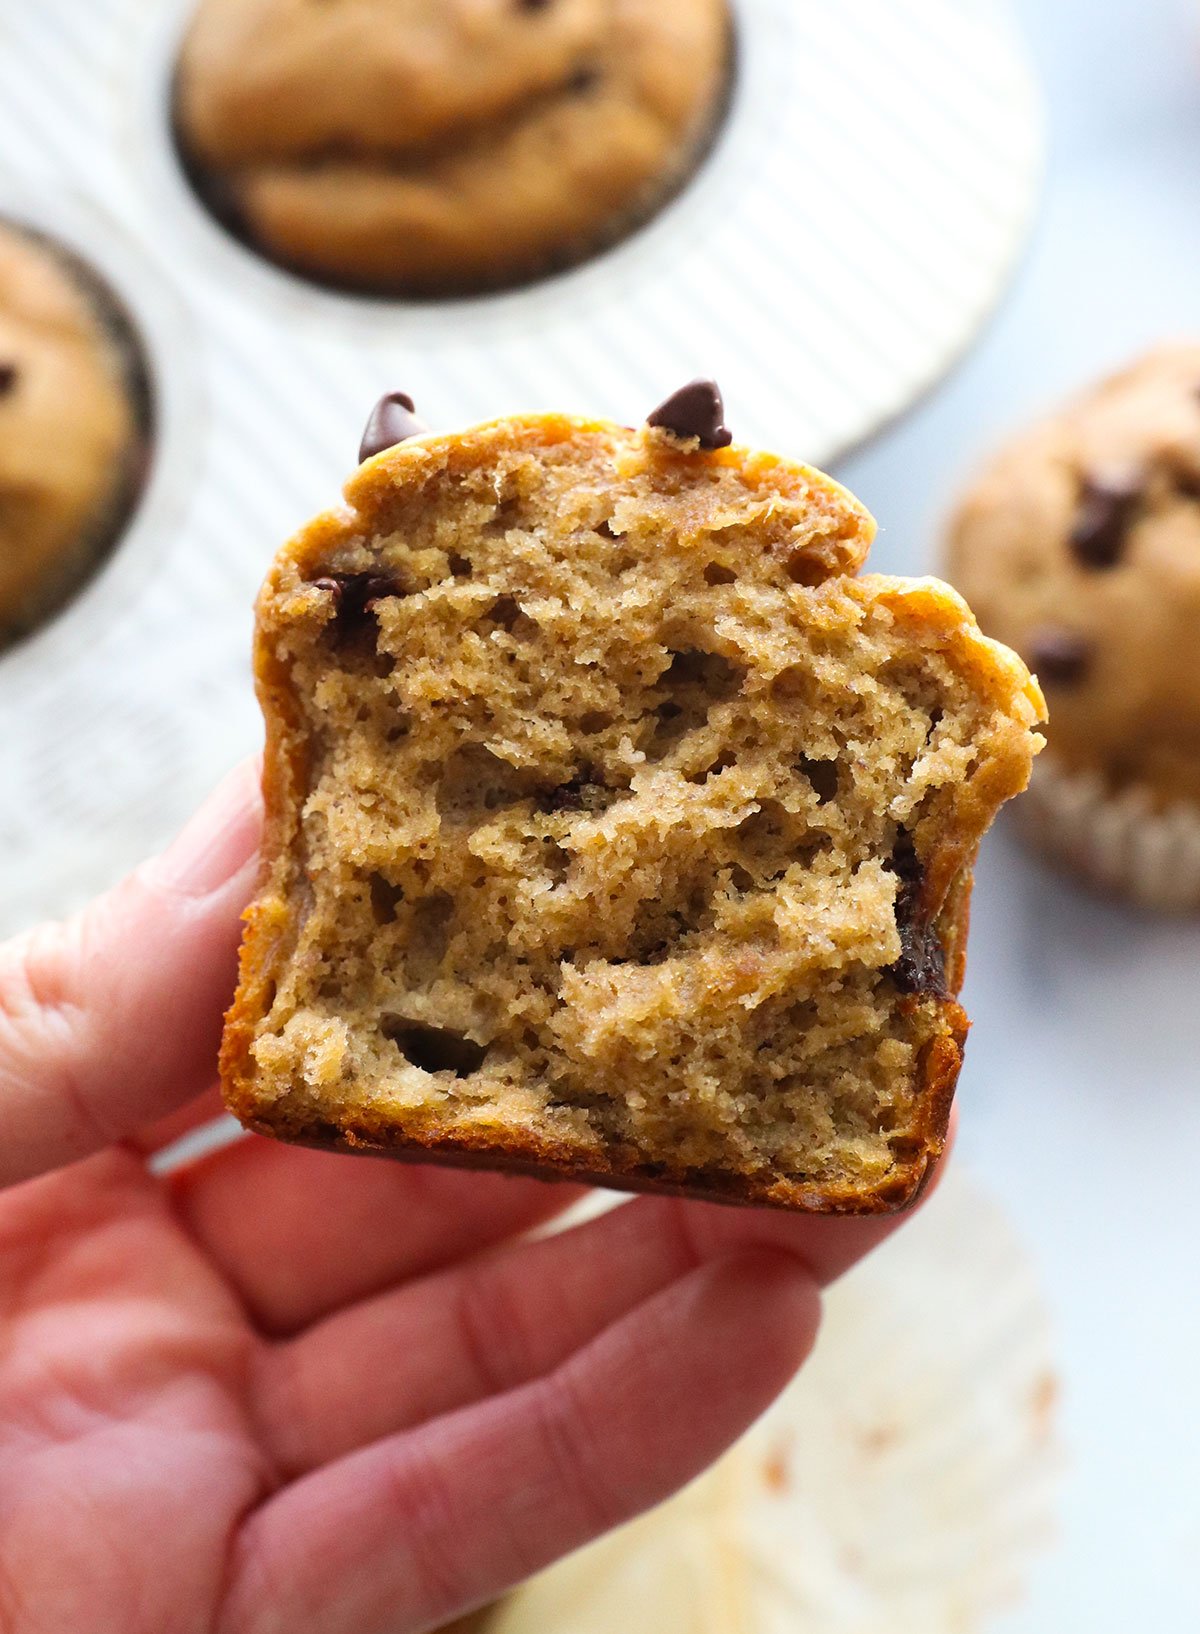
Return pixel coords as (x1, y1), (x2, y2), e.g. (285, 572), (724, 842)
(257, 1186), (911, 1477)
(171, 1140), (586, 1335)
(221, 1251), (820, 1634)
(0, 761), (261, 1189)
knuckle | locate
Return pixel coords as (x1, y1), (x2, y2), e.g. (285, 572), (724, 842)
(450, 1267), (536, 1400)
(0, 919), (79, 1029)
(383, 1442), (473, 1617)
(0, 912), (111, 1165)
(528, 1369), (621, 1537)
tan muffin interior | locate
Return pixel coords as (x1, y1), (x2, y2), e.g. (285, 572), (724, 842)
(175, 0), (732, 295)
(225, 417), (1043, 1211)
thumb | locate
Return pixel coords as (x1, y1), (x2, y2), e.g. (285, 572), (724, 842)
(0, 760), (261, 1188)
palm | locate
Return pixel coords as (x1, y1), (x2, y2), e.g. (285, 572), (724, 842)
(1, 1152), (270, 1631)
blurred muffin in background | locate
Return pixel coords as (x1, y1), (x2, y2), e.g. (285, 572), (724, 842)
(0, 224), (148, 652)
(173, 0), (733, 298)
(945, 345), (1200, 910)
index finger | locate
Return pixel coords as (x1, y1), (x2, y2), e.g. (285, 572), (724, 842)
(0, 759), (261, 1187)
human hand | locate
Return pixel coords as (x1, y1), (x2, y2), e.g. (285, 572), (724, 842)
(0, 764), (925, 1633)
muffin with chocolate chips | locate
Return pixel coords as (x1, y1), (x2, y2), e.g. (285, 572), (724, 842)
(174, 0), (733, 297)
(0, 222), (148, 651)
(946, 344), (1200, 909)
(221, 383), (1044, 1213)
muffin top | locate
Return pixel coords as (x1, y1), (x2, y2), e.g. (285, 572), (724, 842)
(945, 345), (1200, 807)
(0, 225), (141, 647)
(174, 0), (732, 295)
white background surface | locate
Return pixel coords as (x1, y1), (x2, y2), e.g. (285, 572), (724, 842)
(837, 0), (1200, 1624)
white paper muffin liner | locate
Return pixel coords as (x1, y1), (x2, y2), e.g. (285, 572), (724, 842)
(473, 1168), (1061, 1634)
(1017, 754), (1200, 913)
(0, 0), (1042, 936)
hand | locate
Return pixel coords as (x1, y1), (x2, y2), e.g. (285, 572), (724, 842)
(0, 765), (923, 1634)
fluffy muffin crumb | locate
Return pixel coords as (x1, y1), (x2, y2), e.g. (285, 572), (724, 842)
(222, 412), (1044, 1212)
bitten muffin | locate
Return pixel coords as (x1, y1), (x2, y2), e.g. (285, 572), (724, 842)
(0, 224), (145, 649)
(946, 345), (1200, 907)
(221, 387), (1044, 1213)
(174, 0), (732, 296)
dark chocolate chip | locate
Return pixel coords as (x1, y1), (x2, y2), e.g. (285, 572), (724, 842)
(647, 379), (733, 450)
(1069, 471), (1142, 569)
(884, 831), (947, 999)
(314, 571), (404, 627)
(568, 65), (601, 94)
(1027, 626), (1091, 686)
(0, 362), (17, 397)
(892, 916), (946, 999)
(359, 391), (429, 464)
(517, 0), (553, 10)
(542, 776), (608, 814)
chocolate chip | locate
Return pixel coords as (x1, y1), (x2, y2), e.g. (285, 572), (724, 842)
(0, 362), (17, 397)
(1069, 471), (1141, 569)
(543, 776), (603, 813)
(568, 65), (601, 94)
(517, 0), (553, 10)
(647, 379), (733, 450)
(891, 925), (946, 997)
(884, 831), (947, 998)
(314, 572), (404, 627)
(541, 771), (621, 814)
(359, 391), (428, 464)
(887, 829), (923, 898)
(1027, 627), (1091, 686)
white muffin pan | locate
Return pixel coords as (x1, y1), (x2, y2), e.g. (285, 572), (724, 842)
(0, 0), (1042, 931)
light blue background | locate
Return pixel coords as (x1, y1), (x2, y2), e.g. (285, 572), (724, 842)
(838, 0), (1200, 1624)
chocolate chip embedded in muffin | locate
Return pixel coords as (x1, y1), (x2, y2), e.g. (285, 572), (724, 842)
(0, 223), (147, 649)
(313, 572), (407, 632)
(174, 0), (733, 296)
(1069, 469), (1141, 569)
(1027, 627), (1091, 687)
(222, 406), (1044, 1214)
(885, 830), (947, 998)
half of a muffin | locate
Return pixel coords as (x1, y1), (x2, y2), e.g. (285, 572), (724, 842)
(222, 393), (1044, 1211)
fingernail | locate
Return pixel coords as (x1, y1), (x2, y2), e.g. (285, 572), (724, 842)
(152, 761), (263, 898)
